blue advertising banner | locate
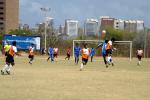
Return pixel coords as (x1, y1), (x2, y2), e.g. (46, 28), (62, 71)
(3, 35), (41, 50)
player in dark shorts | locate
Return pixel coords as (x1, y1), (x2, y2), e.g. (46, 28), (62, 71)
(65, 47), (71, 60)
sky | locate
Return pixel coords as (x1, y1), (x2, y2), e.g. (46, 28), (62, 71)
(20, 0), (150, 28)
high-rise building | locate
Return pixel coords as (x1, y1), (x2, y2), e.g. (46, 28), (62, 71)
(124, 20), (137, 33)
(84, 19), (99, 36)
(58, 25), (65, 34)
(136, 20), (144, 32)
(100, 16), (115, 32)
(65, 19), (78, 37)
(114, 19), (124, 30)
(0, 0), (19, 33)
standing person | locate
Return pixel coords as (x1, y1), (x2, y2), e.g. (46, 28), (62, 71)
(65, 47), (71, 60)
(136, 48), (143, 66)
(47, 46), (54, 62)
(106, 38), (115, 66)
(74, 43), (80, 64)
(90, 47), (95, 62)
(53, 47), (58, 60)
(1, 41), (20, 75)
(28, 44), (35, 65)
(4, 41), (11, 56)
(102, 40), (109, 68)
(80, 44), (90, 71)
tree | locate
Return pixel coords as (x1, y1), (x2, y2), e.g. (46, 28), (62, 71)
(8, 29), (37, 35)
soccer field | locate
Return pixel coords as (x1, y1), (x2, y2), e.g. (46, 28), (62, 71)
(0, 56), (150, 100)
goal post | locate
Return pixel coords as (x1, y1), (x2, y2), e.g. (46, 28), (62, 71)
(73, 40), (133, 61)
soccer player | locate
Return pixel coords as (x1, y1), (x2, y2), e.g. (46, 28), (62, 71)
(4, 41), (11, 56)
(47, 46), (54, 62)
(74, 43), (80, 64)
(90, 47), (95, 62)
(102, 40), (109, 68)
(106, 38), (115, 66)
(1, 41), (20, 75)
(80, 44), (90, 71)
(65, 47), (71, 60)
(53, 47), (58, 60)
(136, 48), (143, 66)
(28, 44), (35, 65)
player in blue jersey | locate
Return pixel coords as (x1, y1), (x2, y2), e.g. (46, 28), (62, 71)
(90, 47), (95, 62)
(74, 43), (80, 64)
(102, 40), (109, 68)
(47, 46), (54, 62)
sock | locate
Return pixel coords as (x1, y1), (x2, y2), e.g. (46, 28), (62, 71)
(80, 63), (83, 69)
(2, 64), (9, 72)
(7, 64), (12, 72)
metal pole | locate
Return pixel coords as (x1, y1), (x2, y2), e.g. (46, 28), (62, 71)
(40, 7), (51, 51)
(130, 42), (132, 61)
(144, 29), (147, 58)
(73, 40), (75, 59)
(44, 21), (47, 50)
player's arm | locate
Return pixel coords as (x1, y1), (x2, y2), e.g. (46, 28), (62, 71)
(14, 47), (21, 56)
(97, 43), (103, 49)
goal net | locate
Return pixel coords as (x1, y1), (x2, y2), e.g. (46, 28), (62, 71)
(73, 40), (133, 61)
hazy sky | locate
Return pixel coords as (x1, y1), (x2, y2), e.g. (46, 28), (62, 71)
(20, 0), (150, 27)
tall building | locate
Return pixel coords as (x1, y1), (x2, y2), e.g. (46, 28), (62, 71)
(100, 16), (115, 32)
(65, 19), (78, 37)
(124, 20), (137, 33)
(84, 19), (99, 36)
(58, 25), (65, 34)
(114, 19), (124, 30)
(0, 0), (19, 33)
(136, 20), (144, 32)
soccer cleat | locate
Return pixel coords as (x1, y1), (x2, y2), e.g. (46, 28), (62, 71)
(80, 68), (83, 71)
(1, 70), (4, 75)
(6, 71), (10, 75)
(112, 63), (114, 66)
(29, 61), (32, 65)
(106, 64), (108, 68)
(80, 63), (83, 71)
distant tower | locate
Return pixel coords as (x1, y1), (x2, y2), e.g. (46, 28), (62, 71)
(84, 19), (99, 36)
(0, 0), (19, 33)
(65, 19), (78, 37)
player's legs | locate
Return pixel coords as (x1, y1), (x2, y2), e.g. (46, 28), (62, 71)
(47, 56), (50, 61)
(80, 58), (88, 71)
(75, 55), (77, 64)
(103, 55), (108, 68)
(107, 49), (114, 66)
(1, 55), (14, 75)
(137, 55), (142, 66)
(91, 56), (93, 62)
(68, 54), (70, 60)
(50, 54), (54, 62)
(29, 55), (34, 64)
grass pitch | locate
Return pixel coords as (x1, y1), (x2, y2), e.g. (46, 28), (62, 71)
(0, 56), (150, 100)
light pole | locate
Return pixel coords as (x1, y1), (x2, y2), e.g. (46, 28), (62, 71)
(40, 7), (51, 51)
(144, 28), (148, 58)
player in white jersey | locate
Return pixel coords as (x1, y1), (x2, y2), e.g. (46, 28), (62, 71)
(53, 47), (58, 60)
(106, 38), (115, 66)
(80, 44), (90, 71)
(136, 48), (143, 66)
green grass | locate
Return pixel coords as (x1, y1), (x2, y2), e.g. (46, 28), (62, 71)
(0, 56), (150, 100)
